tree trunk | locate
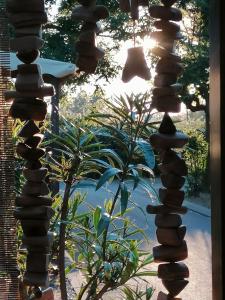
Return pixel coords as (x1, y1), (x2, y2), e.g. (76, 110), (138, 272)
(50, 79), (61, 196)
(59, 180), (72, 300)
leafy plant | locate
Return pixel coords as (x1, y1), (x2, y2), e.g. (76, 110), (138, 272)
(182, 128), (209, 196)
(49, 94), (159, 299)
(45, 116), (124, 300)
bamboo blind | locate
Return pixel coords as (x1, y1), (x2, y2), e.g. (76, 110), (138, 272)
(0, 0), (20, 298)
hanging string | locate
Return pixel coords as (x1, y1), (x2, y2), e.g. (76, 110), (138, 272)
(133, 20), (136, 47)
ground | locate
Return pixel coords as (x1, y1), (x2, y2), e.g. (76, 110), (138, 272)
(53, 179), (212, 300)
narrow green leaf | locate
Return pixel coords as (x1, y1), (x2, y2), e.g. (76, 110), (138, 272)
(136, 139), (155, 169)
(96, 168), (121, 190)
(120, 183), (130, 215)
(97, 213), (110, 237)
(135, 271), (157, 277)
(93, 206), (102, 230)
(142, 254), (154, 266)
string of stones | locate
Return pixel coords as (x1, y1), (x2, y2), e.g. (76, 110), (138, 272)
(119, 0), (151, 83)
(5, 0), (55, 297)
(71, 0), (109, 74)
(147, 1), (190, 299)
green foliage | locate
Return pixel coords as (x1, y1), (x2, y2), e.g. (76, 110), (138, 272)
(48, 94), (158, 299)
(51, 192), (156, 300)
(123, 286), (154, 300)
(182, 128), (209, 196)
(179, 0), (209, 114)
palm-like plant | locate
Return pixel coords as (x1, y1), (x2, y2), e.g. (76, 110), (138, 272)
(45, 116), (124, 300)
(48, 93), (160, 300)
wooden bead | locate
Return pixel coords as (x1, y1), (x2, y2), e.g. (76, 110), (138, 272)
(156, 58), (183, 76)
(23, 271), (48, 287)
(159, 38), (176, 52)
(152, 85), (181, 98)
(154, 20), (180, 34)
(154, 74), (177, 87)
(147, 204), (188, 215)
(159, 113), (176, 135)
(25, 160), (43, 170)
(158, 262), (189, 280)
(160, 149), (182, 164)
(81, 21), (102, 34)
(6, 0), (45, 13)
(23, 168), (47, 182)
(162, 279), (189, 297)
(93, 5), (110, 20)
(14, 206), (54, 220)
(10, 36), (44, 52)
(153, 241), (188, 262)
(156, 226), (186, 246)
(8, 12), (48, 27)
(21, 219), (50, 236)
(161, 0), (177, 7)
(159, 188), (185, 207)
(26, 253), (50, 272)
(76, 55), (98, 74)
(9, 98), (47, 121)
(122, 47), (151, 82)
(149, 6), (182, 21)
(16, 143), (45, 161)
(23, 232), (54, 248)
(118, 0), (131, 12)
(15, 195), (53, 207)
(24, 134), (44, 148)
(150, 132), (189, 149)
(79, 31), (96, 44)
(138, 0), (149, 6)
(151, 31), (183, 42)
(22, 181), (50, 196)
(161, 173), (185, 189)
(18, 120), (40, 138)
(78, 0), (95, 6)
(5, 86), (54, 100)
(75, 41), (105, 59)
(16, 62), (42, 74)
(130, 0), (139, 20)
(16, 49), (40, 64)
(72, 5), (109, 22)
(33, 288), (54, 300)
(15, 65), (44, 92)
(158, 159), (188, 176)
(157, 291), (181, 300)
(155, 214), (182, 228)
(15, 25), (42, 38)
(151, 47), (181, 62)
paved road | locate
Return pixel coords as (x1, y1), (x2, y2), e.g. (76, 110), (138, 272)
(61, 179), (212, 300)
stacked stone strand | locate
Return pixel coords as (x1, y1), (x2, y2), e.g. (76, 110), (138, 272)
(147, 1), (190, 300)
(5, 0), (55, 291)
(71, 0), (109, 74)
(119, 0), (149, 20)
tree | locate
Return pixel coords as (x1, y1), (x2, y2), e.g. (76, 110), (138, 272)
(179, 0), (209, 138)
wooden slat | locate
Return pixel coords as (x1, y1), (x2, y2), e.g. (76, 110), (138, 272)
(0, 0), (20, 298)
(209, 0), (225, 299)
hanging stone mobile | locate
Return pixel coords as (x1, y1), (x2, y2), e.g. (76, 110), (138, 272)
(120, 0), (151, 83)
(5, 0), (55, 296)
(147, 1), (189, 299)
(71, 0), (109, 74)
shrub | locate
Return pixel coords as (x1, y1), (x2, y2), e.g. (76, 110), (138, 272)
(182, 129), (209, 196)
